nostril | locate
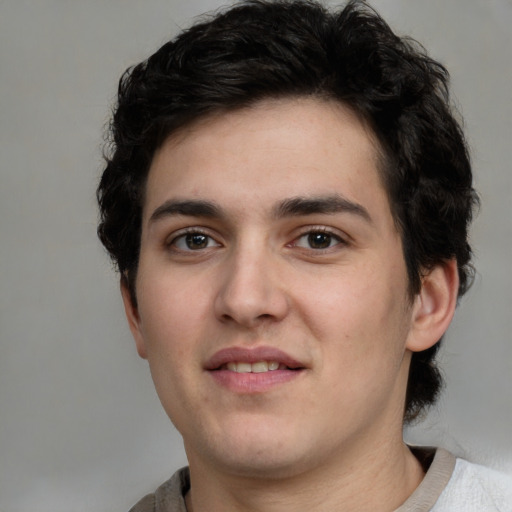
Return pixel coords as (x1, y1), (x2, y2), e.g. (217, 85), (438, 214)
(214, 276), (290, 327)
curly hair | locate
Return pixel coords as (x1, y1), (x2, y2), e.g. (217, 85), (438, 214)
(97, 0), (478, 422)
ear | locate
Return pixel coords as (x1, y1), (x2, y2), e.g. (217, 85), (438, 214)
(120, 277), (148, 359)
(406, 259), (459, 352)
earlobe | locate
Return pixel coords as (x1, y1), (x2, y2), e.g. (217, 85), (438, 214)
(120, 277), (148, 359)
(406, 259), (459, 353)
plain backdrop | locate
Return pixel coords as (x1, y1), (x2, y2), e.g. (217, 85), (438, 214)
(1, 1), (511, 511)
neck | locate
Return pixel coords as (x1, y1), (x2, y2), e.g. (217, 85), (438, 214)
(185, 435), (424, 512)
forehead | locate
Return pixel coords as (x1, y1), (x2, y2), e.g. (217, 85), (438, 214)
(144, 98), (389, 222)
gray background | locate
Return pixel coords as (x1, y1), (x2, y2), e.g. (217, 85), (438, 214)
(0, 1), (510, 510)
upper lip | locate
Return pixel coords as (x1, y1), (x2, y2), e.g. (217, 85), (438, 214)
(204, 346), (304, 371)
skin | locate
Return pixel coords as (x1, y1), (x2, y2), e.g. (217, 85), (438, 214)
(122, 98), (458, 511)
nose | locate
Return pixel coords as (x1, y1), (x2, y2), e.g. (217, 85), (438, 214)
(213, 245), (290, 328)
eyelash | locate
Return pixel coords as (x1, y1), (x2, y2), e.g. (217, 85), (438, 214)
(167, 228), (221, 252)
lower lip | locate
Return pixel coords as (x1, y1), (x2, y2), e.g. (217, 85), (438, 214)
(208, 369), (302, 393)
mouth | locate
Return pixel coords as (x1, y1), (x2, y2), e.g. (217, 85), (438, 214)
(219, 361), (296, 373)
(205, 346), (305, 372)
(205, 347), (306, 392)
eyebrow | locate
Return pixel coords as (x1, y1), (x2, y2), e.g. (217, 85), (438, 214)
(273, 195), (372, 222)
(149, 199), (223, 223)
(148, 194), (372, 224)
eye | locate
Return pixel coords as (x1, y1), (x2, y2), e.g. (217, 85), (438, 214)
(293, 230), (344, 250)
(171, 232), (220, 251)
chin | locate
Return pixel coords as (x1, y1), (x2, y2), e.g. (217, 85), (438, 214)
(189, 421), (322, 480)
(217, 449), (312, 480)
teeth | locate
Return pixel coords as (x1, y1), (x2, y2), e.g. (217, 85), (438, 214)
(226, 361), (281, 373)
(252, 361), (268, 373)
(236, 362), (252, 373)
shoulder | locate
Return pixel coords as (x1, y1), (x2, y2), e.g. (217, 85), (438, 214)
(128, 467), (190, 512)
(398, 448), (512, 512)
(433, 457), (512, 511)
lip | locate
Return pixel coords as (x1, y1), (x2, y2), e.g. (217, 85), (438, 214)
(204, 346), (304, 371)
(205, 346), (306, 394)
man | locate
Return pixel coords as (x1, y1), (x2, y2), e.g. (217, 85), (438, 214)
(97, 1), (511, 510)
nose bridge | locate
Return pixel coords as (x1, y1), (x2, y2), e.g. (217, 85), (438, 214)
(214, 236), (288, 326)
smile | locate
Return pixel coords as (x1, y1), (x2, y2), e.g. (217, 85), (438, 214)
(205, 346), (305, 372)
(224, 361), (285, 373)
(206, 347), (306, 393)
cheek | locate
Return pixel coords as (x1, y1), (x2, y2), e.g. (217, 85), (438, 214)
(136, 275), (206, 366)
(135, 280), (207, 422)
(310, 265), (398, 325)
(310, 276), (411, 424)
(302, 263), (410, 368)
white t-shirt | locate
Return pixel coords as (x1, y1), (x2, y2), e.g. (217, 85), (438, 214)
(397, 448), (512, 511)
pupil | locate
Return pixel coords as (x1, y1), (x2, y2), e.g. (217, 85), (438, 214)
(308, 232), (331, 249)
(186, 233), (207, 249)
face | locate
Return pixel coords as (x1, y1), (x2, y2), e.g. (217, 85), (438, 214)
(125, 98), (422, 478)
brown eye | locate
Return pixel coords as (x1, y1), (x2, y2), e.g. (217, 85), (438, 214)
(293, 230), (344, 250)
(307, 232), (333, 249)
(186, 233), (208, 249)
(172, 232), (220, 251)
